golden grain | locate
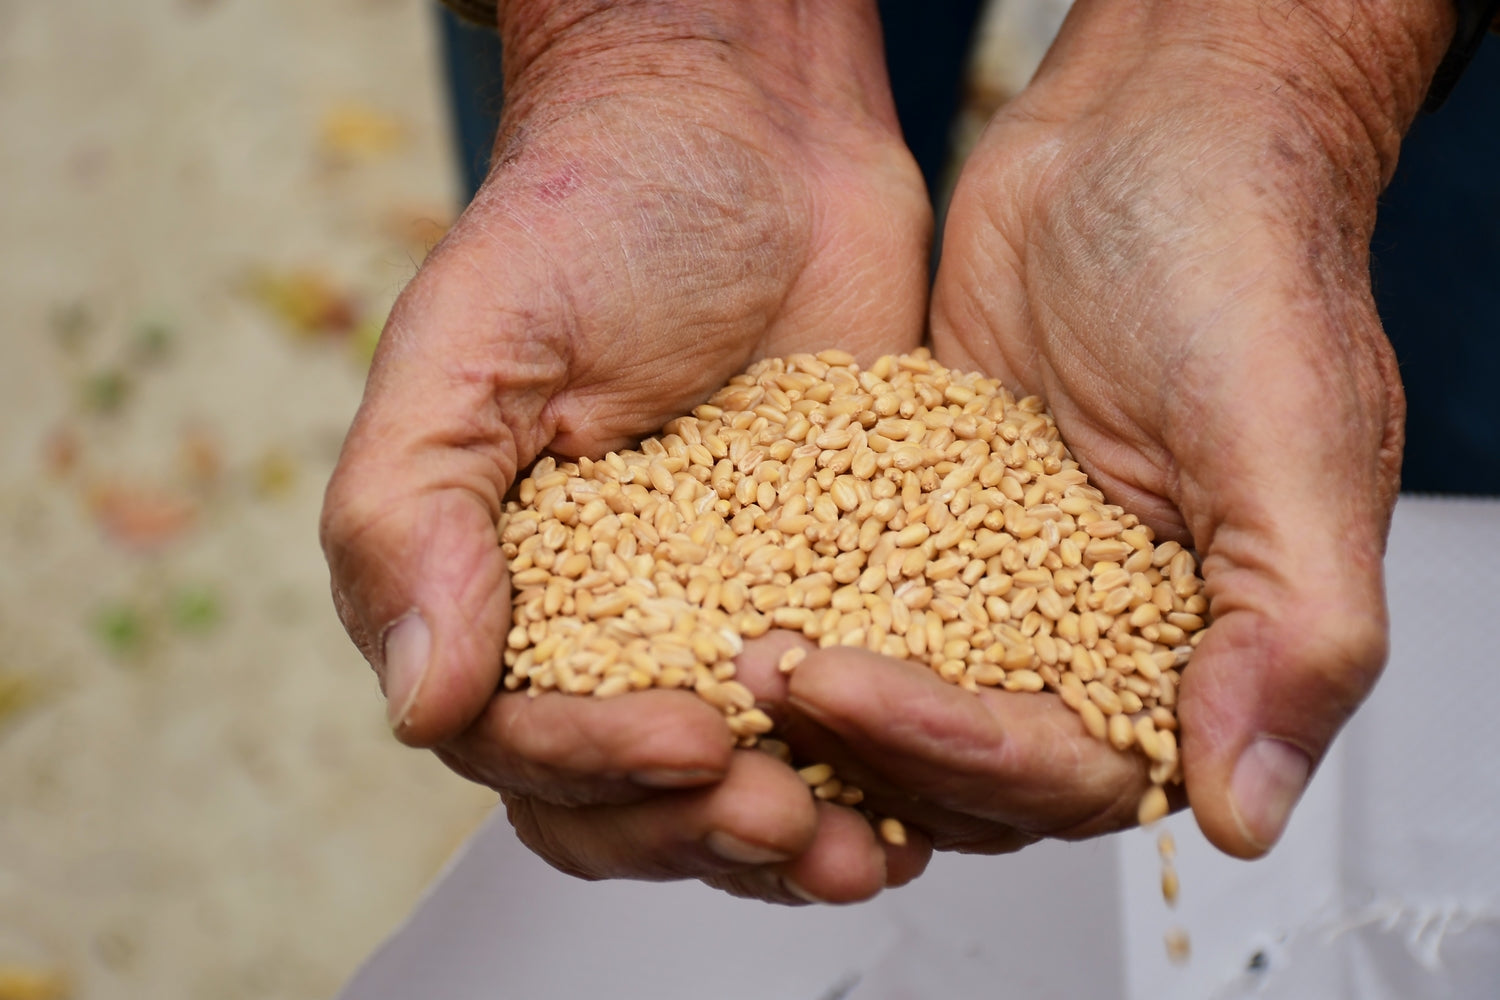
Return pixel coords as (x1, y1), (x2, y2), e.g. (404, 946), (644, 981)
(498, 351), (1209, 848)
(797, 763), (835, 786)
(1137, 786), (1170, 826)
(1161, 865), (1180, 906)
(1164, 927), (1191, 964)
(812, 779), (845, 801)
(878, 817), (908, 846)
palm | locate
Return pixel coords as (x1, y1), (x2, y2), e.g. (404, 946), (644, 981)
(389, 84), (931, 466)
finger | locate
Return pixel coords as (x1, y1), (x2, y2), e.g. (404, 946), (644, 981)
(771, 700), (1042, 856)
(785, 647), (1148, 838)
(436, 631), (851, 812)
(320, 235), (567, 747)
(702, 801), (930, 904)
(733, 632), (938, 887)
(439, 688), (735, 806)
(321, 472), (510, 748)
(1173, 316), (1401, 858)
(761, 642), (1094, 851)
(437, 632), (816, 807)
(770, 801), (891, 904)
(879, 821), (933, 888)
(731, 630), (813, 701)
(503, 748), (818, 884)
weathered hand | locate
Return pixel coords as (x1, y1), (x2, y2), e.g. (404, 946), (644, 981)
(320, 0), (932, 901)
(783, 0), (1453, 858)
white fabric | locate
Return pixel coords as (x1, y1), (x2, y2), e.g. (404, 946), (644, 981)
(1119, 496), (1500, 999)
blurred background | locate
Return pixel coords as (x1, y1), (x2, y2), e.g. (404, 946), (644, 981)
(2, 1), (1493, 998)
(0, 3), (497, 998)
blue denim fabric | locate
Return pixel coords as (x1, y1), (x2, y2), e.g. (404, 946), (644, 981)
(436, 7), (503, 200)
(1372, 36), (1500, 494)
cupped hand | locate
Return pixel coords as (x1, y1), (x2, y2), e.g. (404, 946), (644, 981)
(320, 2), (932, 901)
(784, 0), (1449, 859)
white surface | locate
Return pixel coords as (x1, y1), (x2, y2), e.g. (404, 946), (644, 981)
(1120, 496), (1500, 998)
(342, 497), (1500, 999)
(338, 815), (1126, 1000)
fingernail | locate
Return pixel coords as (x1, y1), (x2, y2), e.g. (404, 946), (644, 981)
(705, 831), (792, 866)
(630, 767), (722, 789)
(782, 877), (828, 905)
(784, 695), (832, 727)
(1229, 737), (1311, 851)
(382, 612), (431, 732)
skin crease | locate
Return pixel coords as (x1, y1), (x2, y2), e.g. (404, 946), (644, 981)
(321, 0), (1454, 901)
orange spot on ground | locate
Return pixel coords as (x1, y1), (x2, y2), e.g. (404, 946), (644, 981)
(87, 482), (198, 551)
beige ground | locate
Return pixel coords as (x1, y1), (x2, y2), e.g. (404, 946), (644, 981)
(0, 2), (495, 998)
(0, 2), (1059, 997)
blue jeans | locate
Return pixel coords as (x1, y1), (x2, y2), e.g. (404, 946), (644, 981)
(437, 8), (1499, 495)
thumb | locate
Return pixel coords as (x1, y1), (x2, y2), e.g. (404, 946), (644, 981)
(1182, 535), (1387, 857)
(320, 246), (566, 746)
(323, 482), (511, 746)
(1176, 364), (1399, 858)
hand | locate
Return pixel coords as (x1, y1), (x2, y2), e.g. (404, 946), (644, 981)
(782, 0), (1453, 858)
(320, 0), (933, 901)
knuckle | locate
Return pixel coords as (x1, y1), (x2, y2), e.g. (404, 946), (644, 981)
(329, 582), (377, 666)
(434, 748), (497, 791)
(1291, 611), (1387, 705)
(502, 793), (601, 882)
(502, 696), (603, 772)
(318, 474), (397, 560)
(318, 447), (383, 547)
(440, 733), (598, 806)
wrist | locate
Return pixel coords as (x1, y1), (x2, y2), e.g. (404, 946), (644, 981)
(497, 0), (900, 135)
(1035, 0), (1454, 189)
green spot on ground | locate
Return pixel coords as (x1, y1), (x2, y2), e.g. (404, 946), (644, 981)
(131, 320), (175, 364)
(80, 369), (133, 414)
(94, 604), (148, 657)
(171, 585), (223, 632)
